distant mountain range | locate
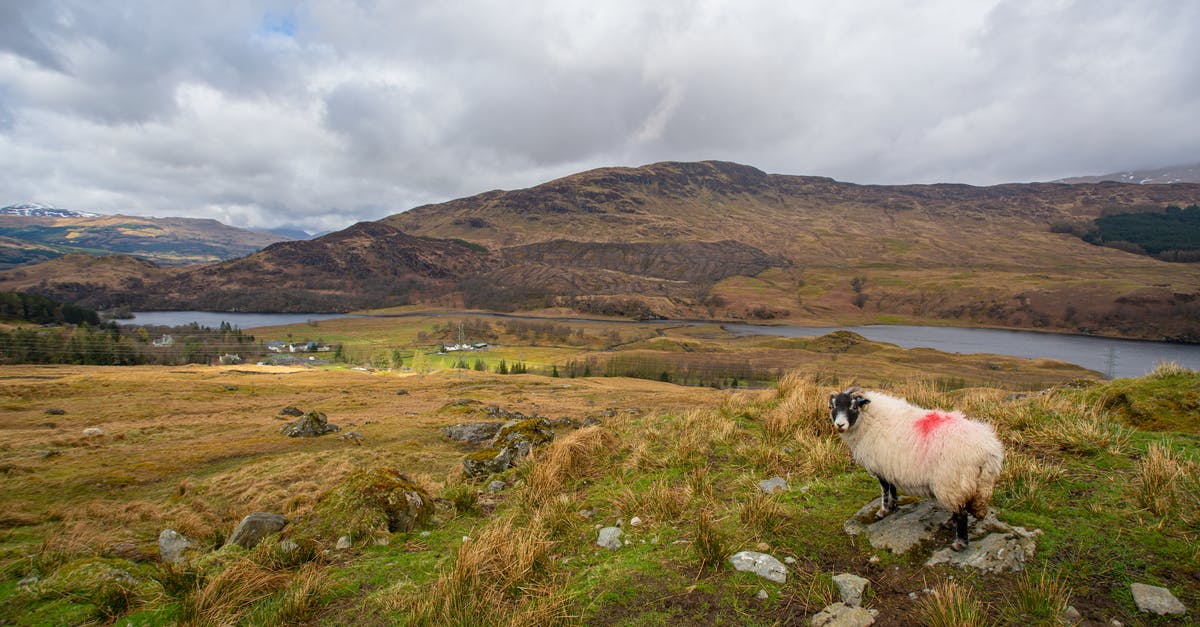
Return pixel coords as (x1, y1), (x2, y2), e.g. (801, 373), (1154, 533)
(0, 207), (298, 268)
(1055, 162), (1200, 185)
(1, 203), (99, 218)
(3, 161), (1199, 341)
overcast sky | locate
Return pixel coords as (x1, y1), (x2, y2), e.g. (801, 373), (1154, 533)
(1, 1), (1197, 233)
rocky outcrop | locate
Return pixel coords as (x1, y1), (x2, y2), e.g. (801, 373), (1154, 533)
(845, 497), (1040, 573)
(462, 418), (554, 477)
(441, 421), (504, 445)
(311, 467), (433, 537)
(280, 411), (340, 437)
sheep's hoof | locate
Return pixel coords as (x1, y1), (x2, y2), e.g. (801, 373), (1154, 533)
(950, 539), (968, 552)
(874, 507), (892, 520)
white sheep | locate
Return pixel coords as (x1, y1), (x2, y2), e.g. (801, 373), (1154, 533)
(829, 386), (1004, 551)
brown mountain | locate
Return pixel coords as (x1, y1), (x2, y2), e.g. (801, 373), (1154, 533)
(134, 222), (492, 312)
(3, 160), (1199, 340)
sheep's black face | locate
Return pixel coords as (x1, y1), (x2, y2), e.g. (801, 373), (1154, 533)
(830, 391), (870, 433)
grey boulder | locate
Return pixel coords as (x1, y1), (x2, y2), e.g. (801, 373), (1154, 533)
(1130, 583), (1186, 616)
(226, 512), (287, 549)
(730, 551), (787, 583)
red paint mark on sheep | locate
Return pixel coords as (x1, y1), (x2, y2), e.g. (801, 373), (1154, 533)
(915, 411), (954, 439)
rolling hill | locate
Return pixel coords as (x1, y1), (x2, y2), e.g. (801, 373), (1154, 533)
(3, 160), (1200, 340)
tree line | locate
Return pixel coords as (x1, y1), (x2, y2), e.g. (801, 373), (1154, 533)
(1051, 204), (1200, 262)
(0, 291), (100, 325)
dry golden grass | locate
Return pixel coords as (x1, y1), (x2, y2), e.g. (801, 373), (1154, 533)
(178, 558), (290, 626)
(409, 515), (561, 625)
(998, 451), (1066, 511)
(610, 478), (691, 525)
(1030, 404), (1131, 456)
(525, 426), (615, 506)
(738, 492), (787, 539)
(1136, 441), (1196, 521)
(763, 373), (829, 443)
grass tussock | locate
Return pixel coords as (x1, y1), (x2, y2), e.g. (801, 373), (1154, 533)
(1149, 360), (1194, 378)
(1136, 441), (1199, 524)
(1010, 568), (1071, 624)
(248, 563), (327, 626)
(1029, 404), (1130, 456)
(670, 409), (738, 468)
(525, 426), (615, 506)
(763, 374), (829, 443)
(611, 479), (691, 524)
(178, 558), (291, 626)
(916, 579), (989, 627)
(739, 492), (787, 539)
(997, 451), (1066, 511)
(408, 516), (561, 625)
(694, 510), (731, 572)
(443, 482), (479, 515)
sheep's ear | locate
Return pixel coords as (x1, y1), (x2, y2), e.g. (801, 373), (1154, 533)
(829, 393), (837, 406)
(853, 396), (869, 407)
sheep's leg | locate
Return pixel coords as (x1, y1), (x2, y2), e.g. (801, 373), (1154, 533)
(950, 511), (969, 551)
(875, 477), (896, 519)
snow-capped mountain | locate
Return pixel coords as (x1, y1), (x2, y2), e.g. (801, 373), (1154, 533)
(1055, 162), (1200, 184)
(0, 203), (100, 218)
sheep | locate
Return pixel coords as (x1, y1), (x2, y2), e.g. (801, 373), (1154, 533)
(829, 386), (1004, 551)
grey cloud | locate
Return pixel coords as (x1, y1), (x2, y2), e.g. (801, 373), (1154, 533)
(0, 0), (1198, 233)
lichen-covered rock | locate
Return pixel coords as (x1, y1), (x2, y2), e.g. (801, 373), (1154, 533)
(310, 467), (433, 540)
(279, 405), (305, 418)
(847, 497), (1041, 572)
(280, 411), (340, 437)
(441, 421), (504, 444)
(35, 557), (162, 606)
(226, 512), (288, 550)
(462, 418), (555, 477)
(811, 602), (878, 626)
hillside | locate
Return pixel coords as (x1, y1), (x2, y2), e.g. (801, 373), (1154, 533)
(0, 361), (1194, 625)
(135, 222), (493, 312)
(0, 212), (293, 268)
(3, 160), (1200, 340)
